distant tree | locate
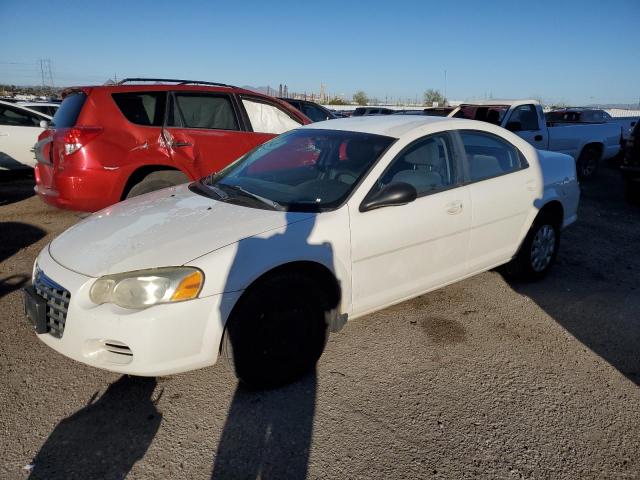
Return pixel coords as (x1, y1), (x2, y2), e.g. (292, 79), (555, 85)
(353, 91), (368, 106)
(423, 89), (447, 106)
(327, 97), (349, 105)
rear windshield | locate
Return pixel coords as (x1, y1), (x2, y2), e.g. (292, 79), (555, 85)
(51, 93), (86, 128)
(112, 91), (166, 126)
(453, 105), (509, 125)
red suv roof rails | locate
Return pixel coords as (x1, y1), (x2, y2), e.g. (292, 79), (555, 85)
(116, 78), (237, 88)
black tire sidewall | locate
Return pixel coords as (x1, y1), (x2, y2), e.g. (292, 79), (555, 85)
(125, 171), (189, 199)
(225, 272), (329, 389)
(508, 218), (560, 281)
(577, 147), (600, 180)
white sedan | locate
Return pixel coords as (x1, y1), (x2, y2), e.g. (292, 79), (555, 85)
(24, 115), (580, 387)
(0, 100), (51, 170)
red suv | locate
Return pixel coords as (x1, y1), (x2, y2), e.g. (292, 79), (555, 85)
(34, 78), (310, 212)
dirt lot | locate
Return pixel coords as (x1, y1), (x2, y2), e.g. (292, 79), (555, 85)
(1, 166), (639, 480)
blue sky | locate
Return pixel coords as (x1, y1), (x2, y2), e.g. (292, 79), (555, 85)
(0, 0), (638, 104)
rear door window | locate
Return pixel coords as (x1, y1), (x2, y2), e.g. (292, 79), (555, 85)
(112, 91), (166, 126)
(301, 103), (330, 122)
(52, 93), (86, 127)
(169, 92), (239, 130)
(242, 98), (302, 134)
(460, 131), (527, 182)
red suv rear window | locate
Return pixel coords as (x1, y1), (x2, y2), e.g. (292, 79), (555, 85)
(112, 92), (166, 126)
(52, 93), (86, 128)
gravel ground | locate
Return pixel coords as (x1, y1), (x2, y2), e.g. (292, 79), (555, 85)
(0, 166), (639, 480)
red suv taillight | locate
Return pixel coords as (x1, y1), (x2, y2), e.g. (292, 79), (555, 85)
(62, 126), (103, 155)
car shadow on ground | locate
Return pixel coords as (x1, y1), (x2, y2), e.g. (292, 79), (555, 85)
(504, 166), (640, 386)
(211, 371), (317, 479)
(0, 222), (46, 263)
(0, 170), (35, 206)
(0, 221), (46, 298)
(28, 376), (162, 480)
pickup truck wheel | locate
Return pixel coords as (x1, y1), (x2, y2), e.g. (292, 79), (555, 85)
(576, 146), (600, 180)
(125, 170), (189, 199)
(224, 272), (330, 389)
(506, 217), (560, 281)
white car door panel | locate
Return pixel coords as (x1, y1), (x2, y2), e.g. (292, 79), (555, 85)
(349, 187), (471, 316)
(349, 132), (471, 316)
(0, 103), (46, 169)
(459, 130), (537, 272)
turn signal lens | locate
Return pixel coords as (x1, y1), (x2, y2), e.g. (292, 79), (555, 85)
(171, 270), (204, 301)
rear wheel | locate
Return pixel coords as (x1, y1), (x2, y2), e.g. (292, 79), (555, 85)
(506, 215), (560, 281)
(224, 272), (330, 389)
(576, 146), (600, 180)
(125, 170), (189, 199)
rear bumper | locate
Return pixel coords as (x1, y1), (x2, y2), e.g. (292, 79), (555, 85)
(34, 162), (122, 212)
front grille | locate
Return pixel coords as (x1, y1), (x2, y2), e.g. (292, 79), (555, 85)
(34, 270), (71, 338)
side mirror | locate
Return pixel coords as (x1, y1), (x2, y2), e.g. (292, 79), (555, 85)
(360, 182), (417, 212)
(39, 120), (49, 129)
(506, 121), (522, 132)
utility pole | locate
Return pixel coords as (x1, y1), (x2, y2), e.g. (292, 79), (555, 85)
(444, 69), (447, 101)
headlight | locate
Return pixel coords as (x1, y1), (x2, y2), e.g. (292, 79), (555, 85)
(90, 267), (204, 309)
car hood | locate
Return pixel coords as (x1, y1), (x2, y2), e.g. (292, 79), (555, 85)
(49, 184), (314, 277)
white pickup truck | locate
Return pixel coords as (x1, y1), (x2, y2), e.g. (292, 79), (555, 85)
(449, 100), (622, 179)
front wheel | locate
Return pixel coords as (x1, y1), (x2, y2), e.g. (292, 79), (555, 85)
(506, 218), (560, 281)
(224, 272), (331, 389)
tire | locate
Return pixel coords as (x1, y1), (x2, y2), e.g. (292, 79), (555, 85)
(624, 177), (640, 206)
(224, 272), (330, 389)
(125, 170), (189, 199)
(576, 146), (600, 180)
(505, 215), (560, 281)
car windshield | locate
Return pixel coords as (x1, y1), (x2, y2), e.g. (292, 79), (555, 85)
(196, 129), (394, 212)
(453, 105), (509, 125)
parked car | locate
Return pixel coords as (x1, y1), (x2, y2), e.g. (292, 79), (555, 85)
(24, 115), (579, 387)
(393, 107), (455, 117)
(352, 107), (395, 116)
(547, 107), (638, 147)
(17, 101), (60, 117)
(33, 78), (310, 212)
(450, 100), (622, 179)
(279, 97), (336, 122)
(0, 100), (51, 170)
(622, 121), (640, 205)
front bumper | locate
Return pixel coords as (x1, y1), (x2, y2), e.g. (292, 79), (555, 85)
(30, 247), (241, 376)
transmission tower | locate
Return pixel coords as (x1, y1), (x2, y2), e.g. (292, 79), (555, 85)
(39, 59), (54, 88)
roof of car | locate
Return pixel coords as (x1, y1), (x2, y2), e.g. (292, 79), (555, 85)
(301, 115), (465, 138)
(459, 99), (540, 107)
(0, 99), (52, 118)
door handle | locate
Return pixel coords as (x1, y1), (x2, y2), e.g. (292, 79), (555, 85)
(446, 201), (463, 215)
(534, 135), (543, 141)
(172, 141), (192, 148)
(0, 133), (8, 136)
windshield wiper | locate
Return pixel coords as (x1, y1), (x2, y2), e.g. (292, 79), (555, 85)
(219, 184), (284, 211)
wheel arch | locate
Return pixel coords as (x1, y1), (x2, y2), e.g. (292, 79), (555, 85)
(537, 199), (564, 229)
(219, 260), (342, 354)
(580, 141), (604, 158)
(120, 164), (189, 200)
(240, 260), (341, 311)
